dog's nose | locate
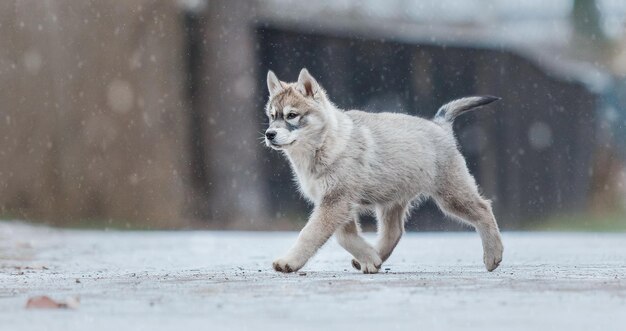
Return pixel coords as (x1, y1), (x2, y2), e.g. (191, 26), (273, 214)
(265, 130), (277, 140)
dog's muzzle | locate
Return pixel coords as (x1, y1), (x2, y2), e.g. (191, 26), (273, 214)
(265, 129), (277, 141)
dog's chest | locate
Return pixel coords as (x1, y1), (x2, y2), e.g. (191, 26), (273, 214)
(296, 173), (323, 203)
(286, 152), (323, 202)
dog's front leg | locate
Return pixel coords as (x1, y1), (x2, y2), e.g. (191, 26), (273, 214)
(336, 220), (382, 274)
(273, 198), (350, 273)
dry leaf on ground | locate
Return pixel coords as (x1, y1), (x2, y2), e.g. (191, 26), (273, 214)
(25, 296), (79, 309)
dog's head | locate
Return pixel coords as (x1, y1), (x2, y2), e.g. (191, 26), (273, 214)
(264, 68), (333, 151)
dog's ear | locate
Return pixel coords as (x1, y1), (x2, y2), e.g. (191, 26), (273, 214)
(295, 68), (320, 98)
(267, 70), (284, 97)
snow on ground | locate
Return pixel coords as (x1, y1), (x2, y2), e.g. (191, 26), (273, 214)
(1, 221), (625, 331)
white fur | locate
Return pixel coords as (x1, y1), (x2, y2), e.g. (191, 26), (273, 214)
(265, 69), (503, 274)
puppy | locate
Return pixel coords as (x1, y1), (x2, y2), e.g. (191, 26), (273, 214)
(264, 68), (503, 274)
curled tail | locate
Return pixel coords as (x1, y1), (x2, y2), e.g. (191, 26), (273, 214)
(433, 96), (501, 124)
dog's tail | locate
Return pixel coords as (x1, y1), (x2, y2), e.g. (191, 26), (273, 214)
(433, 96), (500, 125)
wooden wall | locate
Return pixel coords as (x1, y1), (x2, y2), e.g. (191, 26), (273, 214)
(0, 0), (272, 228)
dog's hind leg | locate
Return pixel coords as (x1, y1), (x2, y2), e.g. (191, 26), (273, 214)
(375, 202), (409, 263)
(336, 217), (382, 274)
(432, 158), (503, 271)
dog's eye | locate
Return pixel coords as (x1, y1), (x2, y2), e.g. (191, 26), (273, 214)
(286, 113), (298, 120)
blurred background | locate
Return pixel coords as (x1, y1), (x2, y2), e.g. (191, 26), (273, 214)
(1, 0), (625, 231)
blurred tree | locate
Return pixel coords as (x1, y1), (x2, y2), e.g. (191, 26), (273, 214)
(570, 0), (611, 61)
(189, 0), (271, 228)
(571, 0), (626, 215)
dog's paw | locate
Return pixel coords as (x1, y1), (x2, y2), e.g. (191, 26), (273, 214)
(272, 257), (303, 273)
(483, 240), (503, 272)
(351, 256), (382, 274)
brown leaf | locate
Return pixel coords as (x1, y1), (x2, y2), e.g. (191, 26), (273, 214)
(26, 296), (79, 309)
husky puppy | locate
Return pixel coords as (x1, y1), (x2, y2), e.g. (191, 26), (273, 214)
(264, 68), (503, 274)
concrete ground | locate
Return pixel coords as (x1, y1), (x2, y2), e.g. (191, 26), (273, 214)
(1, 221), (625, 331)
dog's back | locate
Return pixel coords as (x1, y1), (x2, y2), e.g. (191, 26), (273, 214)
(344, 110), (452, 202)
(341, 96), (501, 205)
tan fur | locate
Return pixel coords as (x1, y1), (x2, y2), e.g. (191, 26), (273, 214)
(265, 69), (503, 274)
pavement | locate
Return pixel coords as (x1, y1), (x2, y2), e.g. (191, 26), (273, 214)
(1, 221), (625, 331)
